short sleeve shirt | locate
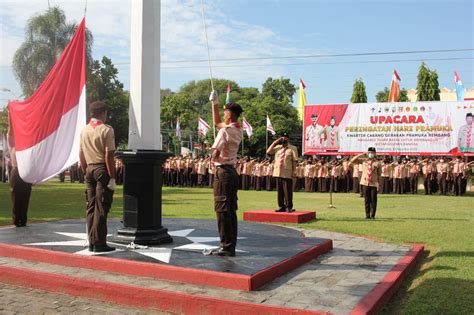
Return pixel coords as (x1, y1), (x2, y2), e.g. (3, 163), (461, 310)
(80, 120), (115, 164)
(211, 123), (242, 166)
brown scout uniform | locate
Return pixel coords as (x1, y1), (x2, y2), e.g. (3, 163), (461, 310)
(359, 159), (381, 219)
(80, 119), (115, 247)
(269, 144), (298, 211)
(211, 122), (242, 254)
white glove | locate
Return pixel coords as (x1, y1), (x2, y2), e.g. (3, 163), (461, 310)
(209, 90), (217, 103)
(107, 178), (117, 191)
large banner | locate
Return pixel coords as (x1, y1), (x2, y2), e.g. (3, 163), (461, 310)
(303, 101), (474, 156)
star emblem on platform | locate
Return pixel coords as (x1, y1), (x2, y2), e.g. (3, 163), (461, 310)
(24, 229), (247, 264)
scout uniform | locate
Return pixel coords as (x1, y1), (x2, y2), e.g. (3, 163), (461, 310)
(211, 102), (243, 256)
(79, 102), (116, 251)
(358, 150), (381, 219)
(268, 142), (298, 212)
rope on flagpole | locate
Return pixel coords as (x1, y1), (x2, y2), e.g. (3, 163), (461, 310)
(200, 0), (216, 138)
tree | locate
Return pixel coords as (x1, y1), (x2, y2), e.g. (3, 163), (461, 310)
(87, 56), (129, 146)
(350, 78), (367, 103)
(416, 62), (440, 101)
(12, 6), (93, 97)
(375, 87), (410, 102)
(262, 77), (296, 104)
(0, 107), (7, 134)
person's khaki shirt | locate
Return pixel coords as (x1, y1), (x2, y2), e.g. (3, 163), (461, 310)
(359, 160), (381, 188)
(80, 122), (115, 164)
(269, 144), (298, 179)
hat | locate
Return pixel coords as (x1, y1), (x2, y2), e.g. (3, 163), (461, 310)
(466, 113), (473, 118)
(89, 101), (108, 114)
(311, 114), (318, 118)
(367, 147), (376, 153)
(223, 103), (243, 116)
(280, 132), (289, 138)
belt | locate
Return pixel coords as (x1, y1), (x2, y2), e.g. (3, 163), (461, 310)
(217, 164), (235, 170)
(88, 163), (106, 166)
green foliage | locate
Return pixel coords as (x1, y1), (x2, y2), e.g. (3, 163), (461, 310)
(261, 77), (296, 104)
(350, 78), (368, 103)
(0, 107), (7, 134)
(375, 87), (410, 102)
(12, 6), (93, 97)
(87, 56), (129, 146)
(416, 62), (440, 101)
(160, 77), (301, 157)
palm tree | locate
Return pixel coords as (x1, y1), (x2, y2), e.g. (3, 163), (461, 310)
(12, 6), (93, 97)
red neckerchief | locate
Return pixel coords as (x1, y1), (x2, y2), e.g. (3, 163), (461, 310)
(231, 122), (241, 129)
(89, 118), (104, 129)
(367, 160), (373, 182)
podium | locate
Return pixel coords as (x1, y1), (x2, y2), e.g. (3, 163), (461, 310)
(112, 150), (172, 245)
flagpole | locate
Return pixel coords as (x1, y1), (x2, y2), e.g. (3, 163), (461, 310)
(242, 129), (244, 156)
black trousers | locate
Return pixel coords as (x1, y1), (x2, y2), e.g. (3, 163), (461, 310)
(10, 167), (32, 226)
(276, 177), (293, 210)
(85, 164), (113, 246)
(214, 166), (239, 253)
(362, 185), (377, 218)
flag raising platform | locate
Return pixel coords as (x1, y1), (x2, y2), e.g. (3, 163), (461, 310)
(0, 218), (331, 291)
(244, 210), (316, 224)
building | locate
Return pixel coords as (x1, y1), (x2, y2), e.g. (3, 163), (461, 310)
(406, 87), (474, 102)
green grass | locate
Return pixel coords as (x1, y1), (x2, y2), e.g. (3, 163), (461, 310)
(0, 182), (473, 314)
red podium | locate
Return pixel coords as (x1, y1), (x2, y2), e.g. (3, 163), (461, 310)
(243, 210), (316, 224)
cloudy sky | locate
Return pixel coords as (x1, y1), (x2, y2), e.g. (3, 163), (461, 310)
(0, 0), (473, 107)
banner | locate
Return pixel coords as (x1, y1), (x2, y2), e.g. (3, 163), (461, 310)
(303, 101), (474, 156)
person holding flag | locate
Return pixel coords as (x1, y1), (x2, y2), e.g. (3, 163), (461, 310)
(207, 90), (243, 257)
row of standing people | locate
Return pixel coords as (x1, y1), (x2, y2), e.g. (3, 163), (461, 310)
(163, 155), (473, 196)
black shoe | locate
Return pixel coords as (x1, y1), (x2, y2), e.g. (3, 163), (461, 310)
(216, 248), (235, 257)
(371, 216), (375, 220)
(286, 208), (295, 213)
(366, 216), (371, 219)
(275, 208), (286, 212)
(93, 244), (115, 252)
(88, 245), (94, 252)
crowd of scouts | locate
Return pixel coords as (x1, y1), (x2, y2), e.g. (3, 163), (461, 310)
(161, 155), (474, 196)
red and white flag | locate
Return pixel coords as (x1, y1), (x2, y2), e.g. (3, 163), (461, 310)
(388, 69), (401, 102)
(266, 115), (276, 135)
(242, 116), (253, 137)
(198, 116), (211, 137)
(7, 18), (87, 184)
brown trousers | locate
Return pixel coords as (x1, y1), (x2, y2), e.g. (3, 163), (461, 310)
(86, 164), (113, 246)
(10, 167), (32, 226)
(276, 177), (293, 210)
(213, 166), (239, 252)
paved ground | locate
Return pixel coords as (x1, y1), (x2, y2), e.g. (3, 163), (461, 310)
(0, 226), (410, 315)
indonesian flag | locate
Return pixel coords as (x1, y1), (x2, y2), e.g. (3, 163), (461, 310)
(266, 115), (276, 135)
(225, 83), (231, 105)
(7, 18), (87, 184)
(175, 116), (182, 140)
(242, 116), (253, 137)
(198, 116), (211, 137)
(454, 70), (465, 101)
(388, 69), (401, 102)
(297, 79), (307, 120)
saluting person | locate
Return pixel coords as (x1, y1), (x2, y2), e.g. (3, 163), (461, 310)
(349, 148), (381, 219)
(267, 133), (298, 212)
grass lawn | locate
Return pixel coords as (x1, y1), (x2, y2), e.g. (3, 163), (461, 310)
(0, 181), (473, 314)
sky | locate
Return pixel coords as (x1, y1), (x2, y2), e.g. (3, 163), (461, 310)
(0, 0), (473, 108)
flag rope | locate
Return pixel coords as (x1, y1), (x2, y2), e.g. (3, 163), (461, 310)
(200, 0), (216, 138)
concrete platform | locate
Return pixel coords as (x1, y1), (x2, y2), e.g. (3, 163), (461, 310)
(244, 210), (316, 223)
(0, 219), (332, 291)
